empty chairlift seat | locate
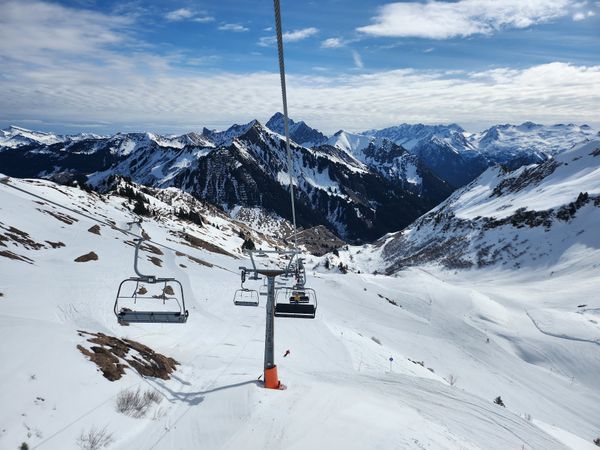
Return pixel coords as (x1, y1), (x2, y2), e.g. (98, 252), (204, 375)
(233, 288), (260, 306)
(114, 278), (189, 324)
(117, 309), (188, 324)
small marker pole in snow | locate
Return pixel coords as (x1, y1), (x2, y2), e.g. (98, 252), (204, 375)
(389, 356), (394, 373)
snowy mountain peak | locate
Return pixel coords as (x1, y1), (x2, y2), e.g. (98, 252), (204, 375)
(265, 112), (327, 147)
(202, 119), (260, 146)
(327, 130), (383, 154)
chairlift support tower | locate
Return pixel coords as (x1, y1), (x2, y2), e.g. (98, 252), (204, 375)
(238, 249), (300, 389)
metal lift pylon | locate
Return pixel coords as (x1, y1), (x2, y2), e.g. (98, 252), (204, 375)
(239, 249), (299, 389)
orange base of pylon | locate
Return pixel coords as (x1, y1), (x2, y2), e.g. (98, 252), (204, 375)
(264, 365), (285, 390)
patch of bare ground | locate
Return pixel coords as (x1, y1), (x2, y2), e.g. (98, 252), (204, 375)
(0, 250), (34, 264)
(37, 208), (78, 225)
(175, 251), (212, 267)
(124, 240), (164, 256)
(0, 224), (65, 252)
(292, 225), (345, 256)
(77, 331), (179, 381)
(142, 243), (163, 255)
(163, 285), (175, 295)
(87, 225), (101, 235)
(75, 251), (98, 262)
(0, 226), (45, 250)
(45, 241), (65, 249)
(174, 231), (234, 257)
(147, 256), (162, 267)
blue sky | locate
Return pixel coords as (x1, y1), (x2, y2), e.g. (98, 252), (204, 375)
(0, 0), (599, 134)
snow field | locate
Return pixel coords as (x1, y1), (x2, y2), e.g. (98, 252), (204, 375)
(0, 178), (599, 449)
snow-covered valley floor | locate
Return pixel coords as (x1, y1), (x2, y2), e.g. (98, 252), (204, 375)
(0, 178), (599, 449)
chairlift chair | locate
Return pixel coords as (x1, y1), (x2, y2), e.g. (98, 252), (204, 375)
(114, 236), (188, 324)
(233, 269), (260, 306)
(274, 286), (317, 319)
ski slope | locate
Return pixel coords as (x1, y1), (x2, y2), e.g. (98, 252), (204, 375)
(0, 177), (599, 449)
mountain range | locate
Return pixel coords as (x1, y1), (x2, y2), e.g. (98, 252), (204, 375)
(1, 115), (596, 242)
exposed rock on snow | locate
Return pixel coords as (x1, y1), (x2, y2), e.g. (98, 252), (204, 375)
(77, 331), (179, 381)
(74, 251), (98, 262)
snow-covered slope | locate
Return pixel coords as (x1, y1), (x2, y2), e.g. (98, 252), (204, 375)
(353, 139), (600, 274)
(1, 176), (599, 449)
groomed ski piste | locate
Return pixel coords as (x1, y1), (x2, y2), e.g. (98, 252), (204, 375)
(0, 174), (599, 450)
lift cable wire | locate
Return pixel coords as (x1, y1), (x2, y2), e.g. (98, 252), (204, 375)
(273, 0), (298, 250)
(0, 177), (239, 276)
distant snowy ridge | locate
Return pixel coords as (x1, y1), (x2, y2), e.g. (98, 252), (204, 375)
(359, 122), (597, 187)
(473, 122), (597, 164)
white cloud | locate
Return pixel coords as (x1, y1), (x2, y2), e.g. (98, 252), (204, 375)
(218, 23), (249, 32)
(352, 50), (364, 69)
(166, 8), (193, 21)
(259, 27), (318, 46)
(165, 8), (213, 23)
(358, 0), (574, 39)
(573, 8), (596, 19)
(193, 16), (215, 23)
(1, 2), (598, 134)
(284, 27), (319, 41)
(0, 0), (130, 61)
(321, 37), (345, 48)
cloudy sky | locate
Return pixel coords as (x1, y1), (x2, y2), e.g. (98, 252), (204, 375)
(0, 0), (599, 134)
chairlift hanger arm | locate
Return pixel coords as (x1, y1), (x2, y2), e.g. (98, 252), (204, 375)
(243, 249), (300, 278)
